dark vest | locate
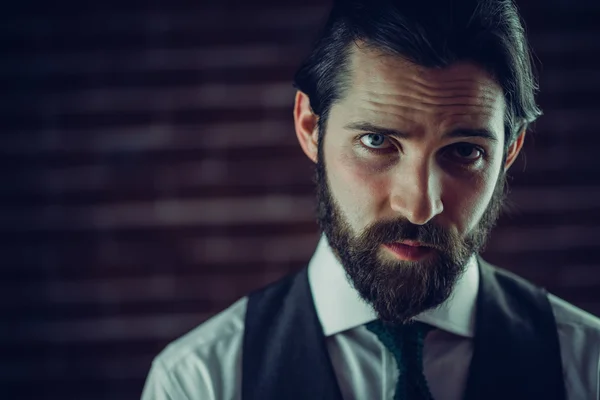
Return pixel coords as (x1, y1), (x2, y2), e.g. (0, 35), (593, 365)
(242, 257), (566, 400)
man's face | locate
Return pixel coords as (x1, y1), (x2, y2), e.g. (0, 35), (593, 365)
(296, 46), (515, 324)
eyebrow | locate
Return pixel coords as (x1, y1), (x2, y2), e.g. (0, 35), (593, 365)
(344, 122), (499, 143)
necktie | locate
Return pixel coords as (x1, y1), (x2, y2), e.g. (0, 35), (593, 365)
(366, 320), (435, 400)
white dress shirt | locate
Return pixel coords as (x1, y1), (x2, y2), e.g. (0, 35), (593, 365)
(142, 236), (600, 400)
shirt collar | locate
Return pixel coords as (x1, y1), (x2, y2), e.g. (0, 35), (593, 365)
(308, 235), (479, 338)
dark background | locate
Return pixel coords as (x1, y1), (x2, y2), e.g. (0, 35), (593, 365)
(2, 0), (600, 399)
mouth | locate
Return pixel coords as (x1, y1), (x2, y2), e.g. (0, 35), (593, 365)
(381, 240), (435, 261)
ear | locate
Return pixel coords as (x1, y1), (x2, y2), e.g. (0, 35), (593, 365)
(504, 129), (526, 171)
(293, 91), (319, 164)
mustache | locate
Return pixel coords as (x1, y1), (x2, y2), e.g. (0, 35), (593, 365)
(357, 218), (459, 252)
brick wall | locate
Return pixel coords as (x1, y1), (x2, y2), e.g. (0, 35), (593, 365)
(2, 1), (600, 399)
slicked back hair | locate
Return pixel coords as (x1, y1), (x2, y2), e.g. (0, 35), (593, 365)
(293, 0), (541, 149)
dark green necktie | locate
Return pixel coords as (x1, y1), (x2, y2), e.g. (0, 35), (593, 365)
(366, 320), (435, 400)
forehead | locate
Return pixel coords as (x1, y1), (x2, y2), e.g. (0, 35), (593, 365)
(336, 45), (506, 138)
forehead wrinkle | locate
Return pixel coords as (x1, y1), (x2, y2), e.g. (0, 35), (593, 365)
(358, 103), (420, 125)
(373, 91), (499, 108)
(356, 56), (503, 108)
(363, 96), (498, 117)
(407, 74), (500, 94)
(365, 52), (500, 92)
(362, 76), (503, 110)
(372, 73), (498, 94)
(384, 89), (497, 100)
(408, 83), (501, 109)
(368, 77), (501, 105)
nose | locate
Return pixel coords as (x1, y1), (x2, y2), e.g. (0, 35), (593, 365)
(389, 160), (444, 225)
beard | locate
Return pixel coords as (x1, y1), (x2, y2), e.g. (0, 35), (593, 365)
(315, 138), (507, 325)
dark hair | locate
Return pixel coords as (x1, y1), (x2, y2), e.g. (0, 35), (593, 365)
(293, 0), (541, 148)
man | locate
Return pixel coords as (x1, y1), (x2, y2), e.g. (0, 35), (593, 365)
(142, 0), (600, 399)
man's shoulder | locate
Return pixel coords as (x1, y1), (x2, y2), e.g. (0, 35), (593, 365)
(548, 293), (600, 337)
(155, 296), (248, 371)
(482, 260), (600, 334)
(547, 294), (600, 397)
(152, 269), (303, 372)
(481, 261), (599, 396)
(142, 297), (248, 399)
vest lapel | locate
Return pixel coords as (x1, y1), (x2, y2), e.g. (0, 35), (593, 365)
(463, 257), (566, 400)
(242, 269), (344, 400)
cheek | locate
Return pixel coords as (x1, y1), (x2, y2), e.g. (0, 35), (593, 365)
(441, 143), (504, 235)
(325, 144), (389, 230)
(445, 171), (497, 234)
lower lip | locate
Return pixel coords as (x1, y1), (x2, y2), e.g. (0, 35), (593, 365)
(382, 243), (433, 261)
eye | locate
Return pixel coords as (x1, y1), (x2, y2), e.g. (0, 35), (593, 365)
(448, 143), (485, 163)
(359, 134), (392, 149)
